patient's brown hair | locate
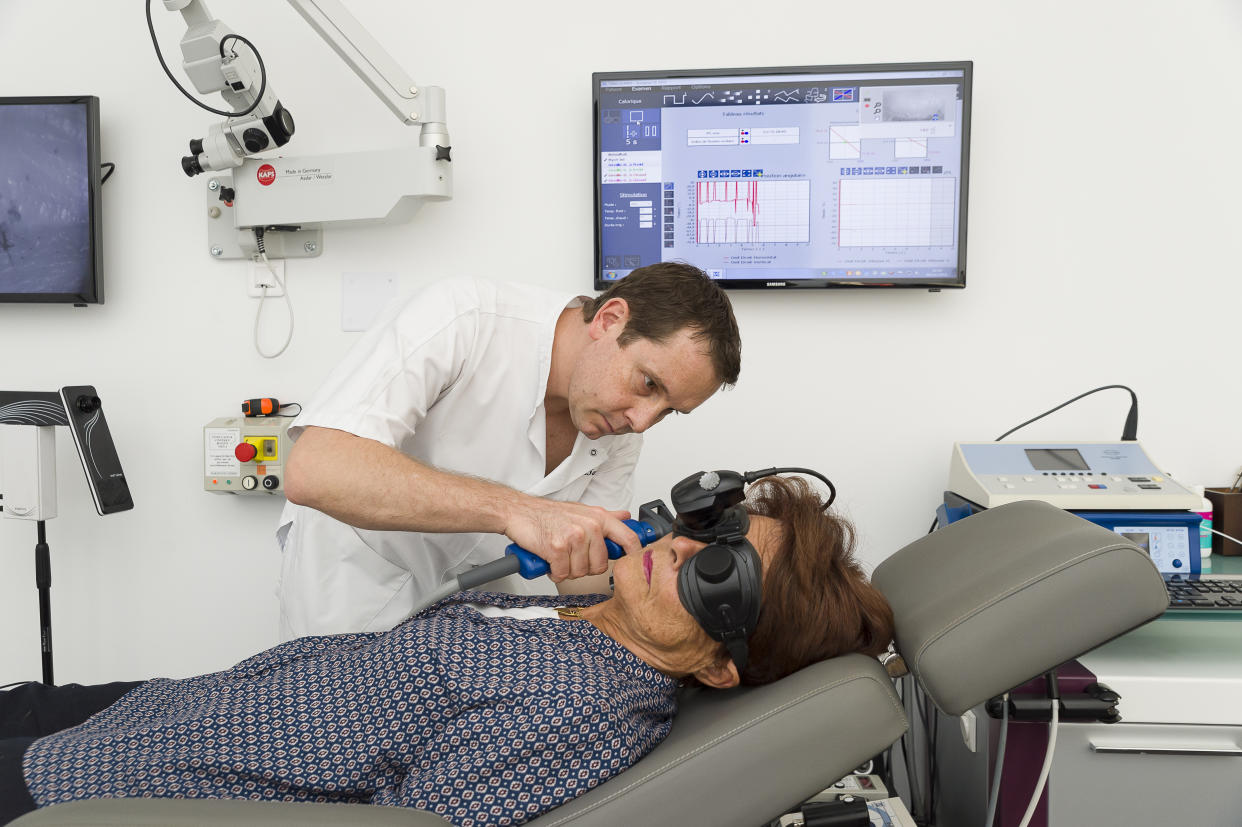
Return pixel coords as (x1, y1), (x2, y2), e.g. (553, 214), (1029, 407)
(739, 476), (895, 687)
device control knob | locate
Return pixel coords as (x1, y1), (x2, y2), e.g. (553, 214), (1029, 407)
(235, 442), (258, 462)
(241, 475), (258, 491)
(242, 128), (270, 153)
(262, 475), (280, 491)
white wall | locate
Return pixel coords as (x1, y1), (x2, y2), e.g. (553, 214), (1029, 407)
(2, 0), (1240, 685)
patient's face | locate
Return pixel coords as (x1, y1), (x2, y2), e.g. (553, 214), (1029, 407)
(608, 515), (777, 673)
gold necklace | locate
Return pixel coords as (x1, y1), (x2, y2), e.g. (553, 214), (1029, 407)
(555, 606), (585, 619)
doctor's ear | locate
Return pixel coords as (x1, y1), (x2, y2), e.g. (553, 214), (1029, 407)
(588, 297), (631, 338)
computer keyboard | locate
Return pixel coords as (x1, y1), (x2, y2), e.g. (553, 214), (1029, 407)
(1164, 575), (1242, 612)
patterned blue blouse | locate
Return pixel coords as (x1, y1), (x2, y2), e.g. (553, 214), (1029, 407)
(23, 592), (679, 826)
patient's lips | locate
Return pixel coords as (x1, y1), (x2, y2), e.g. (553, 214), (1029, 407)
(643, 549), (653, 584)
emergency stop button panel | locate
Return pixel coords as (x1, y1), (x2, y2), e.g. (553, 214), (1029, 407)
(203, 416), (294, 495)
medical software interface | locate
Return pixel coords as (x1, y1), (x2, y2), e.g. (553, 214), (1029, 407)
(597, 67), (968, 284)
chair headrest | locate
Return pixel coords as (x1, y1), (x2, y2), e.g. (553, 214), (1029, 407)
(872, 500), (1167, 716)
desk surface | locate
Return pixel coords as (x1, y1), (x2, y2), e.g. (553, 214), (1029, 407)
(1203, 553), (1242, 575)
(1078, 555), (1242, 726)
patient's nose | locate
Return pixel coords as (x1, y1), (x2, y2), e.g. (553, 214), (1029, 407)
(669, 537), (705, 569)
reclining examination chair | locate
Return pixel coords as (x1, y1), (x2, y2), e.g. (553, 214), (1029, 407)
(13, 500), (1167, 826)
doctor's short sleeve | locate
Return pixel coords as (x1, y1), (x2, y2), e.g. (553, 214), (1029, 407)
(288, 280), (482, 451)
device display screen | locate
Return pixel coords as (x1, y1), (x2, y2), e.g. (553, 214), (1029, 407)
(1116, 525), (1191, 573)
(593, 62), (971, 290)
(0, 97), (102, 304)
(1024, 448), (1090, 472)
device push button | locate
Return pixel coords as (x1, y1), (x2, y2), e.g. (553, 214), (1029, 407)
(235, 442), (258, 462)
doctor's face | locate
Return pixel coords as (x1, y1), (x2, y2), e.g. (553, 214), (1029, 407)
(567, 319), (721, 440)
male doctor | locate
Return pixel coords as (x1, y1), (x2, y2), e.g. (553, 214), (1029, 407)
(277, 262), (741, 637)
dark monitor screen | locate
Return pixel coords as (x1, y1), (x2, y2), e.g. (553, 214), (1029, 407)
(1024, 448), (1091, 472)
(593, 62), (971, 290)
(0, 96), (103, 304)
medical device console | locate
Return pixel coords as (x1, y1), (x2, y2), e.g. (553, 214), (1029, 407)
(947, 441), (1200, 511)
(594, 61), (971, 290)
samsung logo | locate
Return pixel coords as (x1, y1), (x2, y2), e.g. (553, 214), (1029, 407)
(766, 281), (787, 287)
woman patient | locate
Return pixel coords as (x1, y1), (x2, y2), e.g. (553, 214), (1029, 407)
(0, 477), (894, 827)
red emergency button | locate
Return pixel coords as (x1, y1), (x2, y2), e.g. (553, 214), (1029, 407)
(235, 442), (258, 462)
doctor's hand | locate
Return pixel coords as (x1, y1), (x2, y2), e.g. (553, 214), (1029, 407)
(502, 498), (642, 583)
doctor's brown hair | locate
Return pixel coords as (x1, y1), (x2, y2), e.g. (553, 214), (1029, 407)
(738, 476), (895, 687)
(581, 262), (741, 387)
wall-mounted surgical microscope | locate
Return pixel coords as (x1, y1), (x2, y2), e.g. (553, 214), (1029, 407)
(0, 388), (132, 686)
(150, 0), (452, 262)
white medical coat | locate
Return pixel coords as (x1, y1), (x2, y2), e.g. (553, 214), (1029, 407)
(275, 278), (642, 638)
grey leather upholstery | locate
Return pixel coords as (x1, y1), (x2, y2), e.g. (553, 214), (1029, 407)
(13, 499), (1167, 826)
(526, 653), (905, 827)
(872, 499), (1168, 716)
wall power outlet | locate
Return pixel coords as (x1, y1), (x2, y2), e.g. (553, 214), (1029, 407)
(249, 257), (286, 298)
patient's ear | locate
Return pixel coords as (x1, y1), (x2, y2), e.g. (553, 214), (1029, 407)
(693, 658), (740, 689)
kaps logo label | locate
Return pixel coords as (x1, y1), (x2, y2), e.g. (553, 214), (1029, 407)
(257, 164), (276, 186)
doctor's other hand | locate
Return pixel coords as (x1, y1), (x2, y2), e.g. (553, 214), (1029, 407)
(502, 498), (640, 583)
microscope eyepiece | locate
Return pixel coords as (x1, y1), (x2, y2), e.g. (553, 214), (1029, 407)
(181, 155), (204, 177)
(263, 103), (295, 147)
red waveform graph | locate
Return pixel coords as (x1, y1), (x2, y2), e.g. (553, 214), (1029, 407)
(695, 179), (810, 244)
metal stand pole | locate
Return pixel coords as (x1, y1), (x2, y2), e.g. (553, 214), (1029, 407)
(35, 520), (53, 686)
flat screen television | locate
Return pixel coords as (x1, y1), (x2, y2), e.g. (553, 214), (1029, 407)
(594, 61), (971, 290)
(0, 95), (104, 304)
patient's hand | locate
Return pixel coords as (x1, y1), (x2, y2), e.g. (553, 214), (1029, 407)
(503, 497), (641, 583)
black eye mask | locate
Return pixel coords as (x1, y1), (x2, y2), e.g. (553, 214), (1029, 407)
(675, 504), (763, 672)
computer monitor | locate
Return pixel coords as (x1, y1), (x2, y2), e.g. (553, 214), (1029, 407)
(593, 62), (972, 290)
(0, 95), (104, 304)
